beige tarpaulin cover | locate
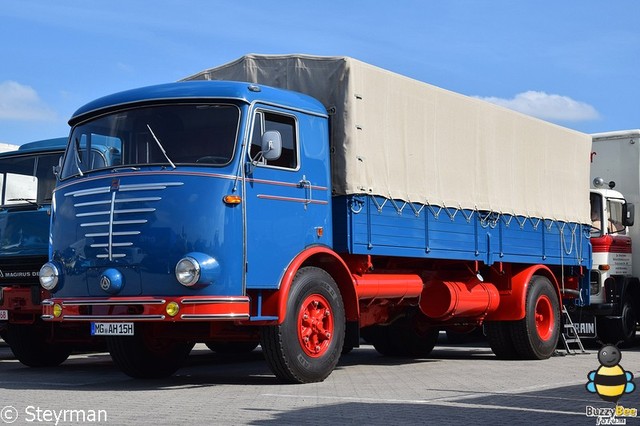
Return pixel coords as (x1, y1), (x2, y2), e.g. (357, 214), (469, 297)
(183, 54), (591, 224)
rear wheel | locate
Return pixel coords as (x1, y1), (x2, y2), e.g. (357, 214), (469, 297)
(510, 276), (560, 359)
(107, 325), (194, 379)
(6, 324), (72, 367)
(260, 267), (345, 383)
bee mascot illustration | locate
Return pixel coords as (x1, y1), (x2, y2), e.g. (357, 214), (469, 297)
(586, 344), (635, 403)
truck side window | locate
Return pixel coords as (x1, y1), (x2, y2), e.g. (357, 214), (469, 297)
(250, 111), (297, 169)
(590, 192), (602, 235)
(608, 200), (626, 234)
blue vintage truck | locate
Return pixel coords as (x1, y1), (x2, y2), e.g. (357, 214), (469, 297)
(40, 55), (592, 382)
(0, 138), (84, 366)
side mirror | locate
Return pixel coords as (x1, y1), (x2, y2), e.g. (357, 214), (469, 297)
(261, 130), (282, 161)
(623, 202), (635, 227)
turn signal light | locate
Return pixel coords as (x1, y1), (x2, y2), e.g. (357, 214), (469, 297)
(599, 265), (611, 271)
(223, 195), (242, 205)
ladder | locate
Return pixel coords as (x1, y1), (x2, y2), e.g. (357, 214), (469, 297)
(560, 305), (587, 355)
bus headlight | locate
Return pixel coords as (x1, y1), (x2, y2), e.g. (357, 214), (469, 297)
(39, 262), (60, 291)
(175, 257), (200, 287)
(175, 252), (220, 288)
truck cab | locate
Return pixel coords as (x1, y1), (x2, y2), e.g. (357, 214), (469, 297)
(587, 181), (638, 344)
(0, 138), (97, 366)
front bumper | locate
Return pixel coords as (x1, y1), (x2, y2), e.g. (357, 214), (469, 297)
(42, 295), (250, 322)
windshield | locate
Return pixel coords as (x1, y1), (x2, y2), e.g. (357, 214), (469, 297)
(0, 151), (60, 207)
(61, 103), (240, 179)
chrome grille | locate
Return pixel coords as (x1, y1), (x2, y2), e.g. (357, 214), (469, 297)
(65, 182), (183, 260)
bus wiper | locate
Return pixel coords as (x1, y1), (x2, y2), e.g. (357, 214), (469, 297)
(7, 198), (38, 206)
(74, 137), (84, 177)
(146, 124), (176, 169)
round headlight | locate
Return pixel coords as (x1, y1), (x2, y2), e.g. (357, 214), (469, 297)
(39, 262), (60, 291)
(175, 257), (200, 287)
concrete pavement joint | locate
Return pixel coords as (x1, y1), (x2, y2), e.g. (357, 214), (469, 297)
(260, 393), (584, 417)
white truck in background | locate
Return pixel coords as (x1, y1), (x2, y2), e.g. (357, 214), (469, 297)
(579, 129), (640, 345)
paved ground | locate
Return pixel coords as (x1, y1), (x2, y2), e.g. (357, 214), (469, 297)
(0, 337), (638, 425)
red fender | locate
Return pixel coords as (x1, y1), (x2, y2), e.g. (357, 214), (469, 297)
(260, 246), (357, 324)
(485, 264), (561, 321)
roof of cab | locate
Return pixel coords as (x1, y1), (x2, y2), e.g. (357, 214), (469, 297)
(5, 137), (68, 156)
(69, 80), (328, 125)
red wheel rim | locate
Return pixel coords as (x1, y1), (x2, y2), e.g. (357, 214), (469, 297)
(297, 294), (334, 358)
(534, 295), (554, 341)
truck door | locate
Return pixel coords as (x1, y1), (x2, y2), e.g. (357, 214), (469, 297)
(243, 108), (316, 290)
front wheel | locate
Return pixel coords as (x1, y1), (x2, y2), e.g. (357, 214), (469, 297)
(107, 325), (194, 379)
(6, 324), (72, 367)
(598, 295), (638, 346)
(510, 275), (560, 360)
(260, 267), (345, 383)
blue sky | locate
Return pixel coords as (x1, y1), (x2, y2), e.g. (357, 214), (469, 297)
(1, 1), (638, 145)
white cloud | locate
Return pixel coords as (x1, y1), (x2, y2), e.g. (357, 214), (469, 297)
(0, 81), (56, 121)
(476, 91), (599, 122)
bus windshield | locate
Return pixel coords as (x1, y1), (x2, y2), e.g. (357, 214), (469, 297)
(61, 103), (240, 179)
(0, 151), (61, 207)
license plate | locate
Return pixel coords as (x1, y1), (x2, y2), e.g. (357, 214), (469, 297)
(91, 322), (134, 336)
(0, 310), (7, 321)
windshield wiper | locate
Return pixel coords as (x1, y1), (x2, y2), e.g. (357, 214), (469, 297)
(73, 137), (84, 177)
(146, 124), (176, 169)
(6, 198), (38, 206)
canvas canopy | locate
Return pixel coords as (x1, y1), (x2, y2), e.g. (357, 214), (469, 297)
(183, 54), (591, 224)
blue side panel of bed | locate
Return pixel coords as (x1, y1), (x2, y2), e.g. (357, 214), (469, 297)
(332, 195), (591, 269)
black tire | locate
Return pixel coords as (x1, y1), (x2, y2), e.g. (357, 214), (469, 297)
(368, 316), (439, 357)
(598, 295), (638, 346)
(6, 324), (72, 367)
(510, 276), (560, 360)
(260, 267), (345, 383)
(485, 321), (518, 359)
(618, 296), (637, 346)
(205, 341), (259, 354)
(107, 326), (194, 379)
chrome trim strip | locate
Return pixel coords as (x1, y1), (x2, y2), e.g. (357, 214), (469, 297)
(108, 191), (116, 260)
(62, 299), (167, 306)
(119, 182), (184, 191)
(41, 315), (54, 320)
(85, 231), (140, 237)
(82, 219), (147, 227)
(180, 297), (250, 304)
(65, 187), (111, 197)
(63, 315), (165, 321)
(75, 200), (112, 208)
(77, 210), (110, 217)
(180, 314), (250, 320)
(114, 197), (161, 203)
(256, 194), (329, 205)
(91, 242), (133, 248)
(41, 300), (54, 306)
(97, 253), (126, 259)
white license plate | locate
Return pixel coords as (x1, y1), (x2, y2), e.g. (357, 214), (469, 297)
(0, 310), (7, 321)
(91, 322), (134, 336)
